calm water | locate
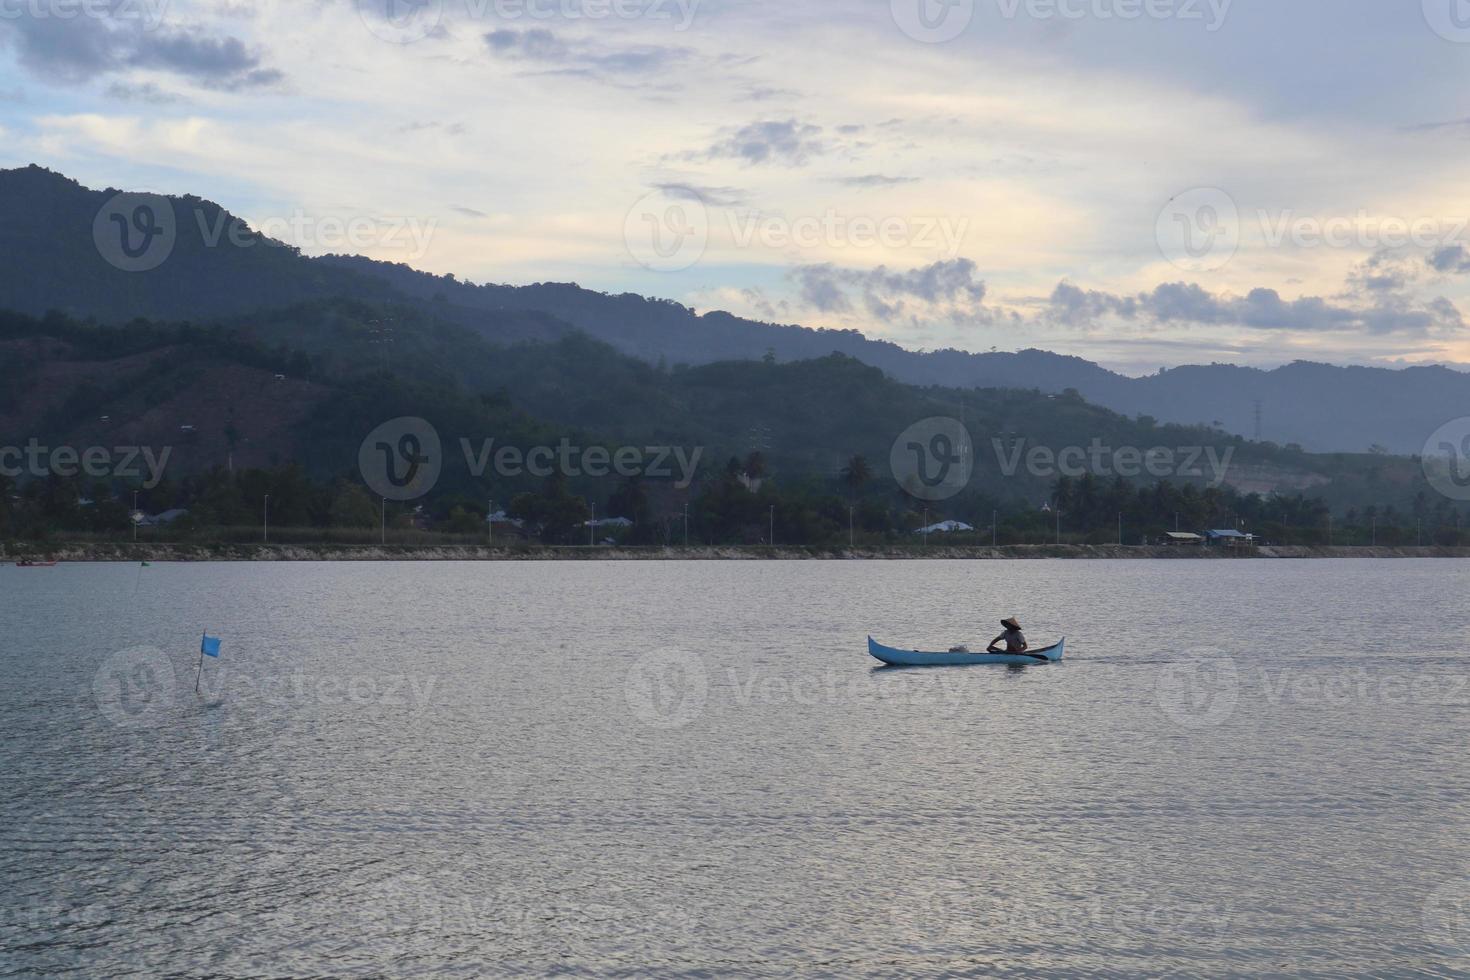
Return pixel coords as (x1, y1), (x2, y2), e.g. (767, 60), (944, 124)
(2, 559), (1468, 978)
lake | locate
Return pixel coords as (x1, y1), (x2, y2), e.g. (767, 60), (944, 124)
(2, 559), (1468, 977)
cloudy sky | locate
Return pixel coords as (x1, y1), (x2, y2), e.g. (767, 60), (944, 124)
(2, 0), (1469, 373)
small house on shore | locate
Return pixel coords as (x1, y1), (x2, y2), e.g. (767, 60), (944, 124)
(1205, 529), (1255, 547)
(1164, 532), (1205, 545)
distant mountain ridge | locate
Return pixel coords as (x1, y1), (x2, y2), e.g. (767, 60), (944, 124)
(2, 164), (1466, 454)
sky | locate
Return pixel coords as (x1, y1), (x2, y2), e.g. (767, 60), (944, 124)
(1, 0), (1469, 374)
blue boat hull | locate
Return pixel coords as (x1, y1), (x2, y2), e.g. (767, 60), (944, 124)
(868, 636), (1065, 667)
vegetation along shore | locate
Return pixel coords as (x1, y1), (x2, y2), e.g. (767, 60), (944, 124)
(7, 543), (1470, 563)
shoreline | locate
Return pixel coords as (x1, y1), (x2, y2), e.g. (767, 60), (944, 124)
(7, 543), (1470, 562)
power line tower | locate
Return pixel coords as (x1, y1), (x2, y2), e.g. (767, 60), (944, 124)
(1253, 399), (1263, 441)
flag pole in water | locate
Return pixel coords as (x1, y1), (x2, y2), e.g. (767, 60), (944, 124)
(196, 632), (222, 693)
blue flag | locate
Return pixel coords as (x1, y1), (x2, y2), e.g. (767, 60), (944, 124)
(201, 635), (222, 658)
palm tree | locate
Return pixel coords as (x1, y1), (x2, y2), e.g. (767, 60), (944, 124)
(841, 455), (871, 497)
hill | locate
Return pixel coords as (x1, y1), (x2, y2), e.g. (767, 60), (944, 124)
(2, 164), (1468, 453)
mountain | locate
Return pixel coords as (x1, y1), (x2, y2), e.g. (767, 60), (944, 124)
(5, 301), (1441, 529)
(2, 164), (1466, 454)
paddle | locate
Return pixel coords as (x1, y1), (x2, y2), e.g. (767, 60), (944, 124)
(989, 648), (1050, 661)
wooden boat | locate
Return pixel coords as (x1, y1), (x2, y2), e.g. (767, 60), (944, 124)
(868, 636), (1065, 667)
(15, 560), (59, 567)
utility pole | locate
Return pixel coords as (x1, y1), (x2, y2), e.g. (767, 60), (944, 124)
(488, 499), (494, 546)
(1056, 506), (1061, 545)
(263, 494), (270, 544)
(132, 489), (139, 542)
(992, 509), (997, 547)
(684, 503), (689, 547)
(769, 505), (775, 548)
(589, 502), (596, 547)
(381, 497), (386, 545)
(849, 506), (855, 549)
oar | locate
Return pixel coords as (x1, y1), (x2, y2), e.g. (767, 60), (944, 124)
(986, 640), (1059, 662)
(992, 649), (1050, 661)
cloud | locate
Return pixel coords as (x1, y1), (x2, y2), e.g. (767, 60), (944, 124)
(741, 85), (798, 102)
(0, 11), (280, 89)
(705, 119), (826, 167)
(650, 181), (746, 207)
(1046, 280), (1463, 336)
(793, 259), (991, 324)
(400, 121), (466, 136)
(1401, 117), (1470, 134)
(1428, 245), (1470, 274)
(794, 265), (853, 314)
(483, 28), (688, 78)
(451, 205), (488, 218)
(1344, 251), (1420, 295)
(104, 81), (183, 104)
(832, 174), (917, 188)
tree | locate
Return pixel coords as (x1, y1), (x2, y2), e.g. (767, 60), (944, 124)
(607, 477), (655, 544)
(446, 506), (484, 535)
(508, 474), (590, 544)
(330, 485), (378, 528)
(841, 455), (871, 497)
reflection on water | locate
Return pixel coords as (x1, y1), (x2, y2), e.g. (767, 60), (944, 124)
(2, 559), (1468, 976)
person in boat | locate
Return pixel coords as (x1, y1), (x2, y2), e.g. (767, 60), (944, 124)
(987, 617), (1028, 654)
